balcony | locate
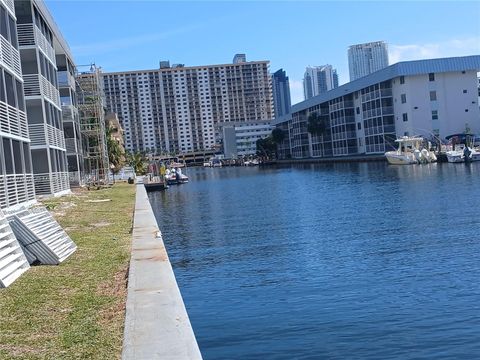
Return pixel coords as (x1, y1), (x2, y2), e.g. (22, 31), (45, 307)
(17, 24), (56, 64)
(0, 174), (35, 210)
(58, 71), (76, 89)
(23, 74), (61, 107)
(0, 36), (21, 78)
(33, 172), (69, 196)
(0, 101), (28, 139)
(65, 138), (81, 154)
(0, 0), (15, 15)
(28, 123), (66, 150)
(61, 105), (78, 122)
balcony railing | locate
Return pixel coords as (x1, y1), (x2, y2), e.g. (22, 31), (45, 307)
(0, 101), (29, 139)
(17, 24), (56, 64)
(28, 123), (66, 149)
(23, 74), (61, 107)
(0, 36), (22, 78)
(65, 138), (81, 154)
(0, 0), (15, 15)
(33, 172), (69, 196)
(0, 174), (35, 210)
(61, 104), (78, 122)
(58, 71), (76, 89)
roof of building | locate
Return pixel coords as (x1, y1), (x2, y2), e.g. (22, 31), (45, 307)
(286, 55), (480, 119)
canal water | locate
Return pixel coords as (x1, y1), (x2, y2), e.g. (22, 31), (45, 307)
(148, 163), (480, 359)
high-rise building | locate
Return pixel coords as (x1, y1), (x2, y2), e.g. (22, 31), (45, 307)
(102, 56), (273, 155)
(15, 0), (70, 196)
(272, 69), (291, 117)
(348, 41), (389, 81)
(303, 65), (338, 100)
(233, 54), (246, 64)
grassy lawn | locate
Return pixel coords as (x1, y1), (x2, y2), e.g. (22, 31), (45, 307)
(0, 182), (136, 360)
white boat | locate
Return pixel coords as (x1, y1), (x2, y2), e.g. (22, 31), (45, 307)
(446, 144), (480, 163)
(385, 136), (436, 165)
(165, 168), (189, 185)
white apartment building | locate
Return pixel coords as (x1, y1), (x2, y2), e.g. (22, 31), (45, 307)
(15, 0), (70, 196)
(221, 120), (273, 158)
(102, 57), (273, 155)
(275, 56), (480, 159)
(303, 65), (338, 100)
(348, 41), (389, 81)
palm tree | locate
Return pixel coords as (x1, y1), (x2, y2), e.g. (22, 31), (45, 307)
(307, 113), (326, 136)
(271, 128), (285, 144)
(106, 126), (126, 181)
(127, 151), (147, 175)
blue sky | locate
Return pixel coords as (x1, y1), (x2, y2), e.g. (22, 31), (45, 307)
(46, 1), (480, 104)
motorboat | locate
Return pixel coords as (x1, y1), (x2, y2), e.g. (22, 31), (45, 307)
(445, 133), (480, 163)
(165, 168), (189, 185)
(446, 144), (480, 163)
(385, 136), (436, 165)
(144, 162), (168, 192)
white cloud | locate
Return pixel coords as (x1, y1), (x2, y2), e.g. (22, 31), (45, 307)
(289, 78), (304, 105)
(389, 37), (480, 64)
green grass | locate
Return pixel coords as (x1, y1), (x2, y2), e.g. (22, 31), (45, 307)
(0, 183), (136, 360)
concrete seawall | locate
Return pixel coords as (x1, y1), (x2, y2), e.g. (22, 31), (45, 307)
(122, 184), (202, 359)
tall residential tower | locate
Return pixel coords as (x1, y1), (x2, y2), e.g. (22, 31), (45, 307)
(348, 41), (389, 81)
(272, 68), (291, 117)
(303, 65), (338, 100)
(102, 56), (273, 155)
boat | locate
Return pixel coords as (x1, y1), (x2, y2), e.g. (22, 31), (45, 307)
(385, 136), (437, 165)
(165, 168), (189, 185)
(445, 133), (480, 163)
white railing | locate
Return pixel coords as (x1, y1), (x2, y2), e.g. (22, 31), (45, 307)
(17, 24), (56, 64)
(0, 36), (22, 78)
(0, 174), (35, 210)
(28, 123), (65, 149)
(1, 0), (15, 15)
(0, 101), (29, 139)
(23, 74), (61, 107)
(33, 172), (69, 195)
(58, 71), (76, 89)
(61, 104), (78, 122)
(65, 138), (78, 153)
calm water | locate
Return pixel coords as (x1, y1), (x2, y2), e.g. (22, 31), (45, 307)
(149, 163), (480, 359)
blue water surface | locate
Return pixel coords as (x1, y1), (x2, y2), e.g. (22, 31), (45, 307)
(149, 163), (480, 360)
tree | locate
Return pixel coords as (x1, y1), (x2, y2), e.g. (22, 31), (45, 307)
(126, 151), (147, 175)
(256, 136), (276, 158)
(307, 113), (327, 136)
(106, 126), (126, 176)
(271, 128), (285, 144)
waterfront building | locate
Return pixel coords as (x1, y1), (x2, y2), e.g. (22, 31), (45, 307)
(272, 69), (291, 118)
(57, 52), (82, 186)
(220, 120), (273, 158)
(102, 56), (273, 155)
(303, 65), (339, 100)
(274, 56), (480, 160)
(348, 41), (389, 81)
(15, 0), (69, 196)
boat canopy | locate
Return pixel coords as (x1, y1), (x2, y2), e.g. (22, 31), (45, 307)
(445, 133), (479, 141)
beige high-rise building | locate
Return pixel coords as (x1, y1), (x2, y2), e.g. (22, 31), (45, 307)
(102, 55), (274, 155)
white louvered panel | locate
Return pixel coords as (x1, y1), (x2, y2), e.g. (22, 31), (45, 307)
(28, 124), (46, 146)
(9, 206), (76, 265)
(0, 175), (6, 209)
(17, 24), (35, 47)
(7, 104), (20, 137)
(0, 209), (30, 288)
(23, 74), (41, 97)
(0, 101), (8, 133)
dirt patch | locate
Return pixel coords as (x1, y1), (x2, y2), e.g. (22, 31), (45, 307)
(96, 265), (129, 325)
(91, 221), (111, 228)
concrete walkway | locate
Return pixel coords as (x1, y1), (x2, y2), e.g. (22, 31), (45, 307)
(122, 183), (202, 359)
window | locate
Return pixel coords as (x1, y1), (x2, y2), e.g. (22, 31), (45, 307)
(4, 72), (15, 107)
(356, 107), (360, 114)
(428, 73), (435, 81)
(463, 89), (467, 94)
(3, 138), (13, 174)
(402, 113), (408, 122)
(401, 94), (406, 103)
(357, 122), (361, 130)
(432, 110), (438, 120)
(429, 91), (437, 101)
(400, 76), (405, 84)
